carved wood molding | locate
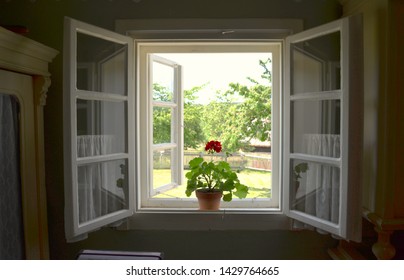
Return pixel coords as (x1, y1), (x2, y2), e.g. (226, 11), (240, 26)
(34, 76), (51, 106)
(0, 26), (58, 77)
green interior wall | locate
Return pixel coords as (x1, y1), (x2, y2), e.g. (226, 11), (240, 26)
(0, 0), (342, 260)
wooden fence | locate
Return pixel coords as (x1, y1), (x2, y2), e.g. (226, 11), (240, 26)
(154, 151), (271, 172)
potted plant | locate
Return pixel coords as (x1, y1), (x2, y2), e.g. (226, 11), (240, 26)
(185, 140), (249, 210)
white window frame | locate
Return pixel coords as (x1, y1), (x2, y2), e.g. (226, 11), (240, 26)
(147, 54), (184, 199)
(283, 15), (363, 241)
(64, 16), (362, 239)
(138, 42), (281, 210)
(63, 18), (136, 241)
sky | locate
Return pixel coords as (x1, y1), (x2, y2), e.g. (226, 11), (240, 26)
(153, 52), (272, 104)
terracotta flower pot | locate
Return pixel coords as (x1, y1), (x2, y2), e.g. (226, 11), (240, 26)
(195, 189), (223, 210)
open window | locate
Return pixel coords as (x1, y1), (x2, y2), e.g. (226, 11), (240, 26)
(283, 15), (363, 241)
(63, 18), (136, 241)
(148, 55), (183, 198)
(137, 43), (280, 210)
(64, 16), (362, 241)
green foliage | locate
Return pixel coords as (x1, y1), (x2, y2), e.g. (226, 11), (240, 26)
(153, 83), (206, 148)
(293, 162), (309, 181)
(153, 107), (171, 144)
(201, 58), (272, 152)
(153, 58), (273, 153)
(184, 85), (206, 149)
(153, 83), (173, 101)
(185, 156), (249, 201)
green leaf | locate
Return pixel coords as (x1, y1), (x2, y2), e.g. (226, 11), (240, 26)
(217, 161), (231, 171)
(185, 170), (193, 179)
(221, 179), (234, 191)
(223, 193), (232, 202)
(189, 157), (204, 168)
(233, 183), (249, 199)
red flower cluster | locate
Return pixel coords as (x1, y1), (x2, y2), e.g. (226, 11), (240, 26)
(205, 140), (222, 154)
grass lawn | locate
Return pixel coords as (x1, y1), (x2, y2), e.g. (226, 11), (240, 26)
(153, 168), (271, 199)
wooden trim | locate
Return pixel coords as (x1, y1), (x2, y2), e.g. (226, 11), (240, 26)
(0, 26), (58, 259)
(0, 27), (58, 77)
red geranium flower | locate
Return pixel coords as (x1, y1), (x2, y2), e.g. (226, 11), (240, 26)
(205, 140), (222, 154)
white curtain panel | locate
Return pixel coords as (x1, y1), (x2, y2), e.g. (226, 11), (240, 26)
(0, 93), (25, 259)
(77, 135), (123, 224)
(293, 134), (340, 232)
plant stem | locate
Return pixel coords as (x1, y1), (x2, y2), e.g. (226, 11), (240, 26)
(202, 173), (212, 190)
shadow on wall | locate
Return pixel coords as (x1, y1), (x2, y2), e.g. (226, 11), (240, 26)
(60, 228), (338, 260)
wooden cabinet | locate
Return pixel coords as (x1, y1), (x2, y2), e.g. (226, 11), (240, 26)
(0, 26), (58, 259)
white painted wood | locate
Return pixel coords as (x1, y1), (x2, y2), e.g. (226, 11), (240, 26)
(138, 42), (281, 209)
(116, 18), (303, 39)
(63, 17), (135, 241)
(148, 54), (183, 198)
(283, 15), (363, 242)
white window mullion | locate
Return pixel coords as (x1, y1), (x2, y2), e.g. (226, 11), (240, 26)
(289, 90), (341, 101)
(77, 90), (129, 102)
(152, 101), (177, 108)
(173, 62), (183, 186)
(152, 143), (177, 150)
(77, 153), (129, 165)
(289, 153), (341, 167)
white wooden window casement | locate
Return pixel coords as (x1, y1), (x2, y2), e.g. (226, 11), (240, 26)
(283, 15), (363, 241)
(63, 17), (136, 241)
(147, 54), (183, 199)
(64, 15), (362, 241)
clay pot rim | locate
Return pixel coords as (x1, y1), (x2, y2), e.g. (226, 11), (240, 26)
(195, 189), (222, 194)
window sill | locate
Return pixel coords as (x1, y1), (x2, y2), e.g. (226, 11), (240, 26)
(127, 210), (290, 231)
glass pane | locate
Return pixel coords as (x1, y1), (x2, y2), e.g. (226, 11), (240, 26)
(77, 32), (127, 95)
(290, 159), (340, 224)
(153, 149), (172, 189)
(152, 61), (174, 102)
(291, 99), (340, 157)
(153, 107), (172, 144)
(77, 159), (128, 224)
(77, 99), (127, 156)
(291, 31), (340, 94)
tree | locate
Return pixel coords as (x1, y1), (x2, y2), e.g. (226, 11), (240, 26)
(202, 58), (272, 152)
(153, 58), (272, 153)
(152, 83), (205, 148)
(183, 85), (206, 149)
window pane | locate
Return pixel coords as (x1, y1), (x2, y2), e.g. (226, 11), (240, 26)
(153, 149), (172, 189)
(153, 107), (172, 144)
(291, 99), (340, 157)
(290, 159), (340, 224)
(152, 61), (174, 102)
(292, 31), (340, 94)
(77, 99), (127, 156)
(77, 32), (127, 95)
(77, 159), (128, 224)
